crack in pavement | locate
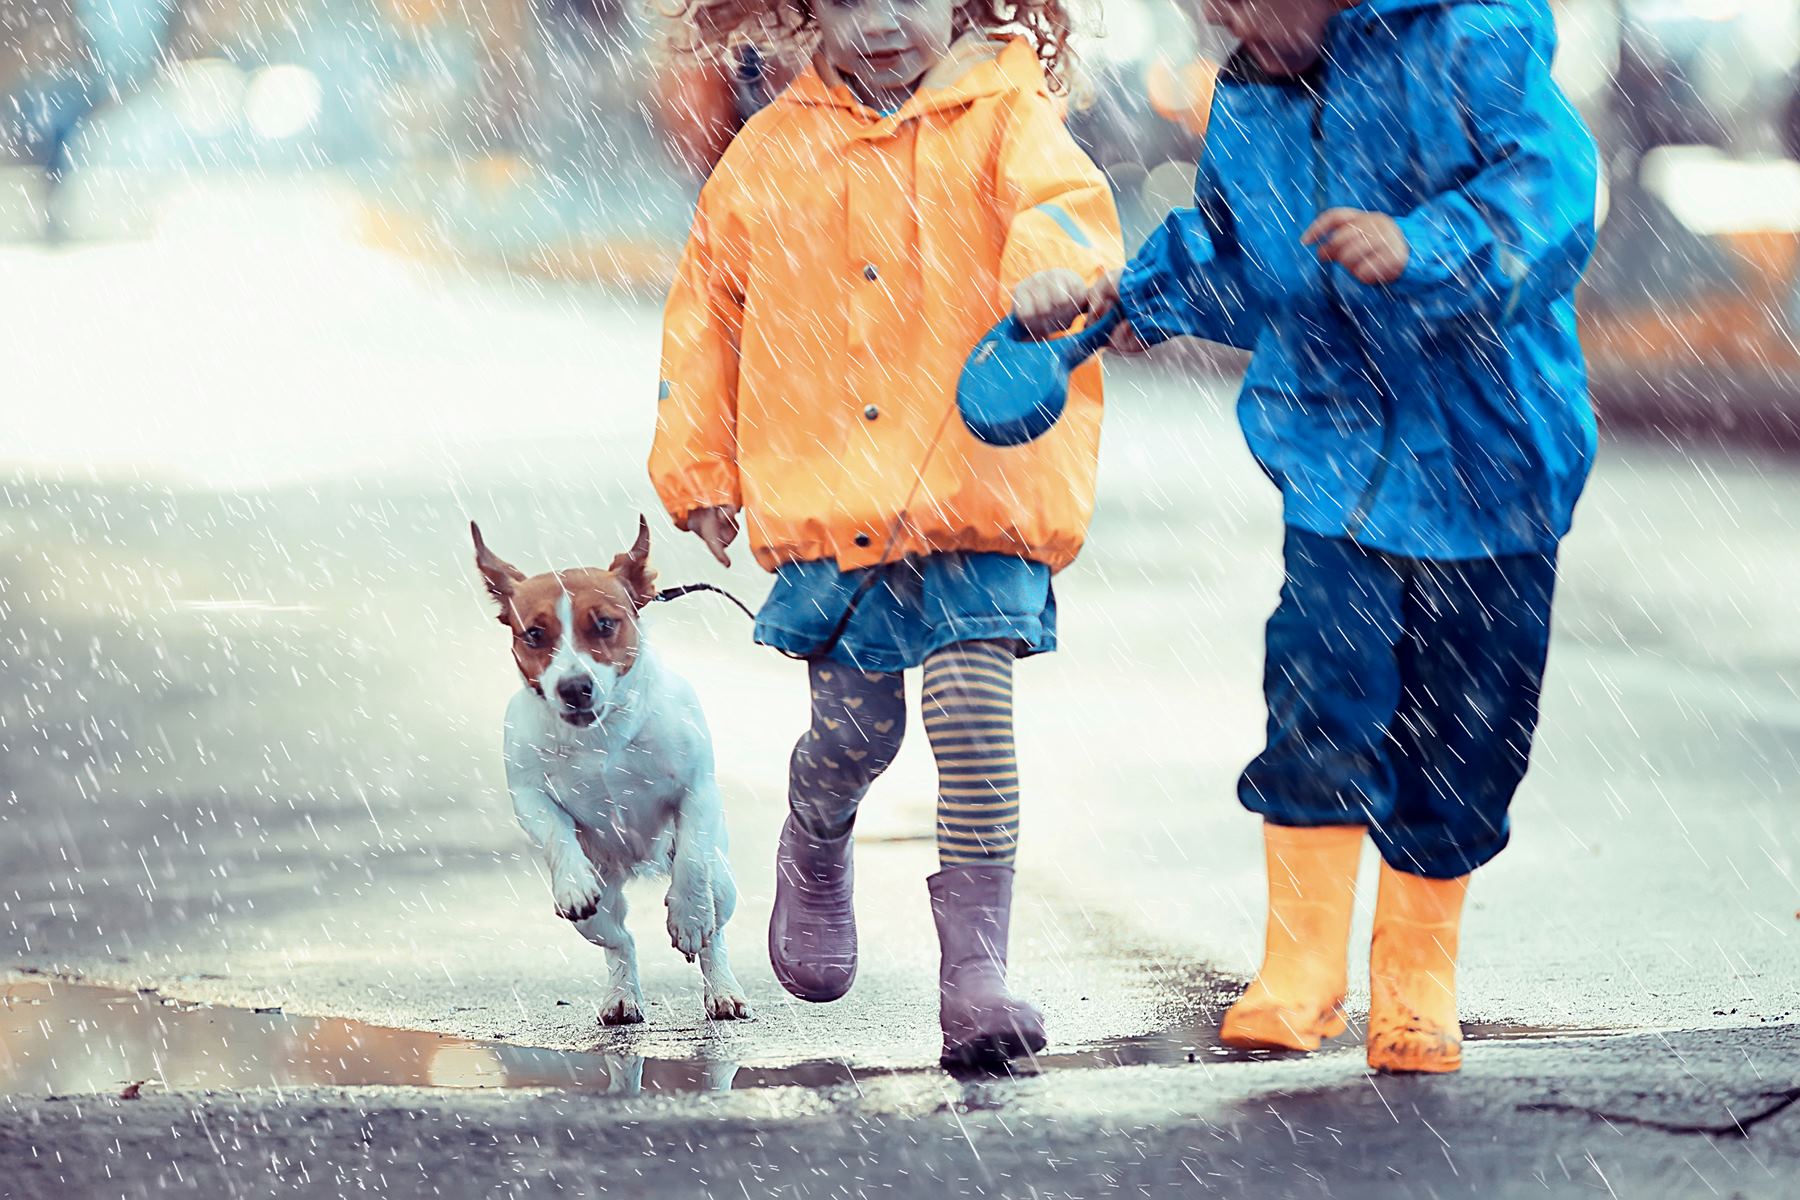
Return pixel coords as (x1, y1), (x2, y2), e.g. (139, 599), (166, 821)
(1518, 1088), (1800, 1138)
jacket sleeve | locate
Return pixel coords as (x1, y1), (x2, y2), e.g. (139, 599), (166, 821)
(649, 171), (747, 531)
(1116, 153), (1264, 351)
(1379, 10), (1598, 325)
(995, 93), (1124, 291)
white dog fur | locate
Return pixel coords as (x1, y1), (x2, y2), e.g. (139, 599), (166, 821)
(478, 523), (749, 1025)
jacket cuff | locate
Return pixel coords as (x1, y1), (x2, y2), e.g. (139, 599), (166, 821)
(664, 484), (740, 533)
(1387, 204), (1513, 321)
(1117, 256), (1180, 347)
(1393, 208), (1460, 291)
(1116, 215), (1217, 347)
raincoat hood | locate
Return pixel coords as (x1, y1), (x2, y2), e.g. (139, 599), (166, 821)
(1341, 0), (1543, 19)
(1330, 0), (1560, 49)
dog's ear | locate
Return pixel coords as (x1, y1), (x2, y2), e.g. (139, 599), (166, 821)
(471, 522), (526, 625)
(609, 515), (659, 611)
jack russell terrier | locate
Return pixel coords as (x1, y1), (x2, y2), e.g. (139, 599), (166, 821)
(472, 518), (749, 1025)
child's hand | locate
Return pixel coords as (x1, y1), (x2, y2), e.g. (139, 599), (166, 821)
(1302, 209), (1410, 285)
(1082, 271), (1149, 355)
(688, 505), (739, 568)
(1012, 269), (1147, 354)
(1012, 269), (1091, 338)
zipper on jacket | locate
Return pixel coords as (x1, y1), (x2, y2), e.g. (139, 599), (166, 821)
(1311, 75), (1395, 540)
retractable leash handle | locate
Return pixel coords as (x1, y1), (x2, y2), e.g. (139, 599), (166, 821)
(956, 306), (1124, 447)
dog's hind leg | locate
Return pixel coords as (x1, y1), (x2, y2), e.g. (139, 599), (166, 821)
(698, 853), (751, 1021)
(575, 880), (644, 1025)
(666, 787), (724, 959)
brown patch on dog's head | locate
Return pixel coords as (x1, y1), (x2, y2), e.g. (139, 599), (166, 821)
(470, 519), (659, 711)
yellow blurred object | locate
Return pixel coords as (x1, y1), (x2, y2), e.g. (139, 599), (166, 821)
(1146, 56), (1219, 139)
(357, 198), (676, 291)
(471, 153), (530, 193)
(1719, 229), (1800, 299)
(1581, 229), (1800, 373)
(384, 0), (449, 26)
(1219, 822), (1364, 1052)
(1366, 862), (1469, 1074)
(523, 237), (679, 290)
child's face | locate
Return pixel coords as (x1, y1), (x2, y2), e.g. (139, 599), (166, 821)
(814, 0), (956, 107)
(1202, 0), (1344, 78)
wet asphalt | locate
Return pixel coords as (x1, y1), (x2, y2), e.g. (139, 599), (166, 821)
(1, 191), (1797, 1197)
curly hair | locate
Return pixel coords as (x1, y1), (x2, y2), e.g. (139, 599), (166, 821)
(660, 0), (1088, 99)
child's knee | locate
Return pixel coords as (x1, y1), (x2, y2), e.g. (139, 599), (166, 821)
(796, 708), (906, 791)
(922, 640), (1016, 746)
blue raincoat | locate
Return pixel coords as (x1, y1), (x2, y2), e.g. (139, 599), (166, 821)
(1118, 0), (1599, 559)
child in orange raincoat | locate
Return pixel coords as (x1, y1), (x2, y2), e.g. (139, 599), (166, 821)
(651, 0), (1122, 1067)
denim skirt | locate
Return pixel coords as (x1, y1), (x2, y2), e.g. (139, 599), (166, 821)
(753, 551), (1056, 672)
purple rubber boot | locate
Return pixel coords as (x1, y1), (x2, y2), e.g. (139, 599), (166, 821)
(768, 814), (857, 1002)
(929, 864), (1047, 1068)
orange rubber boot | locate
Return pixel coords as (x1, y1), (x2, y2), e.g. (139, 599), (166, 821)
(1367, 862), (1470, 1074)
(1220, 822), (1364, 1051)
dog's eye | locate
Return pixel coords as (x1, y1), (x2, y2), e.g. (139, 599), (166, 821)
(592, 616), (619, 639)
(521, 626), (545, 648)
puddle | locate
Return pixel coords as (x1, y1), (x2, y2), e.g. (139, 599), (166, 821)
(0, 980), (1632, 1099)
(1462, 1022), (1631, 1043)
(0, 981), (859, 1098)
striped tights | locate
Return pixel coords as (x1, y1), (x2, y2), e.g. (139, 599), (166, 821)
(786, 639), (1021, 867)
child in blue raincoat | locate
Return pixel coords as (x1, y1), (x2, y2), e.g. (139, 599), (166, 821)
(1024, 0), (1598, 1073)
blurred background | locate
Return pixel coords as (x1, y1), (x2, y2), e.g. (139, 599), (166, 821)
(4, 0), (1799, 438)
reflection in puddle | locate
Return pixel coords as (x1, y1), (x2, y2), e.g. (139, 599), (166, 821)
(0, 981), (855, 1098)
(1461, 1022), (1630, 1042)
(0, 980), (1630, 1098)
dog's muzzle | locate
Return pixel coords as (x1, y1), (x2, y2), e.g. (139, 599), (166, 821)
(556, 676), (597, 726)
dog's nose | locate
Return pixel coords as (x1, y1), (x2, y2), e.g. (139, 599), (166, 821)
(557, 676), (594, 710)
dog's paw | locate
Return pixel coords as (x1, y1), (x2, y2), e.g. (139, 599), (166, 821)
(599, 989), (645, 1026)
(704, 986), (752, 1022)
(552, 866), (605, 923)
(664, 892), (716, 960)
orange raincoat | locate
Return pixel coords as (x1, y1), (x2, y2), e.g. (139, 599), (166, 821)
(650, 36), (1123, 574)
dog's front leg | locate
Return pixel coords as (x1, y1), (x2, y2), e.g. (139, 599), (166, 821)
(697, 835), (750, 1020)
(603, 1054), (647, 1095)
(512, 785), (604, 922)
(664, 785), (721, 961)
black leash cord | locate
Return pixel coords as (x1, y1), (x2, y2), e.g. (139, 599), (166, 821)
(652, 582), (758, 621)
(656, 395), (961, 661)
(778, 568), (888, 662)
(650, 574), (887, 662)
